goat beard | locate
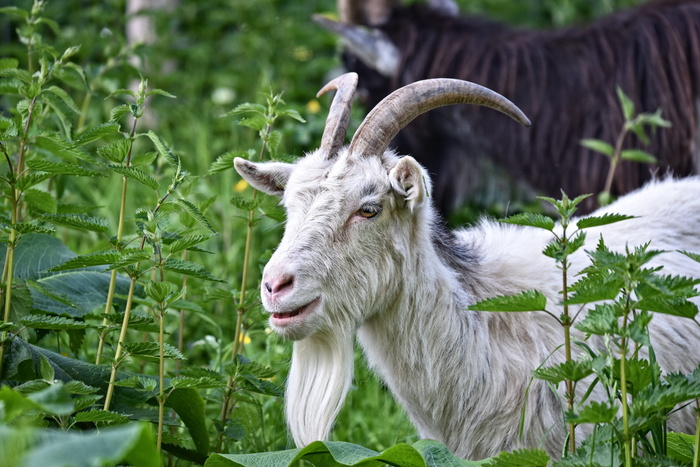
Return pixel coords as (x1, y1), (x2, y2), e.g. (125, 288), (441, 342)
(285, 331), (355, 446)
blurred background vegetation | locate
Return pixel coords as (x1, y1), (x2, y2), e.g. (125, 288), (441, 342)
(0, 0), (647, 456)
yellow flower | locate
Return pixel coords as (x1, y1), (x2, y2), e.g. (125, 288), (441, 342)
(234, 179), (249, 193)
(238, 333), (251, 345)
(306, 99), (321, 114)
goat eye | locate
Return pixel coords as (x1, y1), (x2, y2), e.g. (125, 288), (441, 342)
(357, 205), (381, 219)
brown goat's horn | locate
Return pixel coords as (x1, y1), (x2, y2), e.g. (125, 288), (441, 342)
(317, 72), (359, 159)
(348, 79), (531, 157)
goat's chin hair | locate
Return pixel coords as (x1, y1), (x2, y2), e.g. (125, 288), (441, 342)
(285, 331), (354, 447)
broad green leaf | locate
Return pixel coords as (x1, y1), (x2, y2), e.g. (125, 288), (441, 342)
(500, 213), (555, 231)
(26, 160), (104, 177)
(0, 57), (19, 69)
(27, 383), (75, 416)
(565, 275), (623, 305)
(575, 303), (620, 336)
(267, 130), (281, 157)
(0, 114), (18, 140)
(16, 173), (53, 191)
(74, 409), (130, 425)
(221, 102), (265, 118)
(144, 280), (180, 303)
(12, 220), (55, 235)
(679, 250), (700, 264)
(170, 376), (226, 390)
(230, 196), (263, 212)
(163, 257), (225, 282)
(620, 149), (657, 164)
(41, 213), (109, 233)
(483, 448), (550, 467)
(113, 375), (158, 391)
(122, 342), (186, 362)
(109, 104), (132, 122)
(176, 199), (216, 233)
(0, 67), (33, 84)
(576, 213), (634, 230)
(1, 234), (75, 280)
(21, 423), (159, 467)
(168, 234), (215, 255)
(565, 401), (616, 424)
(532, 360), (594, 384)
(237, 115), (266, 131)
(165, 387), (210, 456)
(278, 108), (306, 123)
(209, 149), (255, 175)
(48, 250), (121, 271)
(130, 151), (158, 167)
(26, 279), (76, 307)
(73, 122), (120, 146)
(145, 88), (176, 99)
(580, 139), (614, 157)
(667, 432), (695, 465)
(616, 86), (635, 120)
(105, 248), (152, 270)
(23, 189), (57, 213)
(107, 165), (159, 190)
(20, 315), (91, 331)
(469, 290), (547, 312)
(146, 130), (179, 166)
(34, 134), (89, 162)
(44, 85), (82, 115)
(96, 138), (131, 163)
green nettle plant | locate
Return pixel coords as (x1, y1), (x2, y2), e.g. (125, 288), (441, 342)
(581, 86), (671, 207)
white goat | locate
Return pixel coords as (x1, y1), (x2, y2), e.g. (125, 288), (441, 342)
(234, 72), (700, 459)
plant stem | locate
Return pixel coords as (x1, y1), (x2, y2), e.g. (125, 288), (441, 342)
(620, 306), (632, 467)
(103, 275), (137, 410)
(157, 303), (166, 451)
(602, 125), (628, 201)
(693, 400), (699, 467)
(96, 117), (138, 364)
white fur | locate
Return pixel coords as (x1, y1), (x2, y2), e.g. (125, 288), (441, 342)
(234, 149), (700, 460)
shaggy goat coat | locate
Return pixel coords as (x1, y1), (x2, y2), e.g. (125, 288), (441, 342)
(340, 0), (700, 213)
(236, 145), (700, 459)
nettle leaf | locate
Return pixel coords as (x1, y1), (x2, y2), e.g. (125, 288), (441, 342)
(26, 279), (76, 308)
(16, 173), (52, 191)
(469, 289), (547, 312)
(23, 189), (57, 213)
(0, 115), (18, 140)
(44, 85), (81, 115)
(107, 165), (159, 191)
(483, 448), (550, 467)
(34, 134), (89, 162)
(26, 160), (104, 177)
(170, 299), (206, 314)
(42, 213), (109, 233)
(580, 139), (614, 157)
(109, 104), (132, 123)
(576, 303), (621, 336)
(20, 315), (91, 331)
(107, 248), (153, 270)
(97, 139), (131, 163)
(168, 234), (215, 255)
(209, 149), (255, 174)
(146, 130), (179, 166)
(176, 199), (216, 233)
(278, 108), (306, 123)
(0, 57), (20, 69)
(73, 394), (103, 412)
(667, 432), (695, 465)
(620, 149), (658, 164)
(679, 250), (700, 264)
(48, 250), (120, 272)
(230, 196), (263, 212)
(565, 275), (623, 305)
(500, 213), (555, 231)
(617, 86), (635, 120)
(0, 67), (33, 84)
(532, 359), (594, 385)
(237, 115), (266, 132)
(576, 213), (635, 230)
(267, 130), (282, 157)
(144, 280), (181, 304)
(64, 381), (100, 395)
(13, 220), (55, 235)
(74, 409), (130, 426)
(169, 376), (226, 390)
(565, 401), (616, 425)
(122, 342), (186, 362)
(163, 257), (225, 282)
(73, 122), (120, 146)
(145, 88), (176, 99)
(221, 102), (265, 118)
(632, 376), (700, 416)
(130, 151), (158, 167)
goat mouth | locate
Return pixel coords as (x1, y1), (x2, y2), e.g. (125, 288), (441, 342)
(270, 297), (321, 325)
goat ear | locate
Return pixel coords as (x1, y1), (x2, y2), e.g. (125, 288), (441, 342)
(234, 157), (293, 197)
(389, 156), (430, 211)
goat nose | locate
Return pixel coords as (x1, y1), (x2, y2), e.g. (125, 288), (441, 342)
(264, 274), (294, 299)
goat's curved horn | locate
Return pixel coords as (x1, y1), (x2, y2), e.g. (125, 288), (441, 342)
(313, 15), (399, 77)
(348, 79), (531, 157)
(317, 72), (359, 159)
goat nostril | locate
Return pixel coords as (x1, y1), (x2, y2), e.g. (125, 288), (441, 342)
(264, 282), (272, 293)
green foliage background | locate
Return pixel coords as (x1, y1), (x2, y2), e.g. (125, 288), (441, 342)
(0, 0), (662, 465)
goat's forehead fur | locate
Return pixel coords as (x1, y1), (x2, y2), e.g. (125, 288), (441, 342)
(282, 148), (400, 210)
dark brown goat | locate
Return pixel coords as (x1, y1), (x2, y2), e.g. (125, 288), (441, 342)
(321, 0), (700, 214)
